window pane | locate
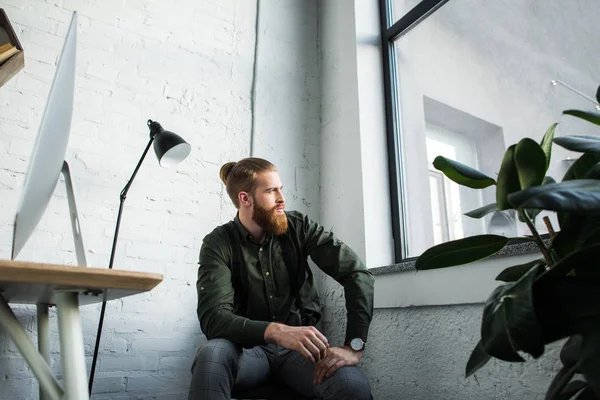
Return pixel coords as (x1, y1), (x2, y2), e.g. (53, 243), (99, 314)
(391, 0), (420, 24)
(391, 0), (600, 257)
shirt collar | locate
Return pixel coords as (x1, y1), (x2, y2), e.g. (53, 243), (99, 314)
(233, 212), (272, 244)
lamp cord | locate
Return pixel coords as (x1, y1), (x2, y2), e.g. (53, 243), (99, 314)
(88, 134), (156, 395)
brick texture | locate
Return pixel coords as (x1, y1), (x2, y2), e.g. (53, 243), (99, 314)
(0, 0), (321, 398)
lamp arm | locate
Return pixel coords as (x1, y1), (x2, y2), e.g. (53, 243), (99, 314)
(88, 134), (156, 395)
(111, 134), (155, 271)
(119, 133), (156, 205)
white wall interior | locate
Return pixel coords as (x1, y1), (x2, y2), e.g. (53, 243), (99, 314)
(0, 0), (320, 398)
(320, 0), (598, 399)
(317, 0), (394, 352)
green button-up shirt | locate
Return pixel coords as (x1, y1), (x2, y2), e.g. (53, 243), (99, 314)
(196, 210), (374, 347)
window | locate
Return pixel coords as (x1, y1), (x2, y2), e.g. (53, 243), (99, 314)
(380, 0), (600, 260)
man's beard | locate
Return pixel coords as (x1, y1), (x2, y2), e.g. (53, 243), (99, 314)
(252, 202), (288, 236)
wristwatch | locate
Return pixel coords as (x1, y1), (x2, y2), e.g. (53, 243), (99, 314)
(348, 338), (365, 351)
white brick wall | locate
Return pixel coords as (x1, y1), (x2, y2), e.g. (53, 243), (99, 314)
(0, 0), (321, 398)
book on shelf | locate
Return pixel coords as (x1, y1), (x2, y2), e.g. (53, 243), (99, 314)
(0, 42), (19, 65)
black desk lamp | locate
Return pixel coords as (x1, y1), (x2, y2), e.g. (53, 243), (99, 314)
(88, 119), (191, 394)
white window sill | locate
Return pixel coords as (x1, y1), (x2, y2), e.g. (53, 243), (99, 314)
(371, 242), (542, 308)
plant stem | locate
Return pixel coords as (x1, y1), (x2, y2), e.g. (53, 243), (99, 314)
(519, 209), (553, 266)
(543, 216), (556, 238)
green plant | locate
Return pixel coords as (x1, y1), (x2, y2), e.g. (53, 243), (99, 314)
(415, 85), (600, 400)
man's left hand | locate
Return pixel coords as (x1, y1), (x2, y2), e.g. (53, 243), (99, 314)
(313, 346), (362, 385)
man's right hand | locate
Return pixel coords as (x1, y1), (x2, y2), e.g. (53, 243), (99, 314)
(264, 323), (329, 363)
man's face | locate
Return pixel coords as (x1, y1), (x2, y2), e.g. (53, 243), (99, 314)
(251, 171), (287, 235)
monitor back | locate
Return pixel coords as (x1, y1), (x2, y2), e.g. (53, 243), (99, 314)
(12, 12), (77, 259)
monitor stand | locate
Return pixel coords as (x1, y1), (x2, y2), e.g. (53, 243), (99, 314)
(12, 160), (87, 267)
(60, 160), (87, 268)
(12, 161), (88, 400)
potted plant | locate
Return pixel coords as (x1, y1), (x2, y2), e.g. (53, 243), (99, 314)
(415, 86), (600, 400)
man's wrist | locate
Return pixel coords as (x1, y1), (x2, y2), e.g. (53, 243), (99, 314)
(264, 322), (282, 343)
(345, 337), (366, 351)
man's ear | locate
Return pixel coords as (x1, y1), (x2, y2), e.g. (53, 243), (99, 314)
(238, 191), (252, 207)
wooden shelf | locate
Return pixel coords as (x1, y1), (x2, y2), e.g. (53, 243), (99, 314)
(0, 8), (24, 90)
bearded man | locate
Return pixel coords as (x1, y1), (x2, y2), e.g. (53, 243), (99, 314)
(188, 157), (374, 400)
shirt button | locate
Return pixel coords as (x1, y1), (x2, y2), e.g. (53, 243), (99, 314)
(272, 316), (276, 320)
(269, 295), (273, 299)
(259, 248), (263, 252)
(265, 271), (270, 276)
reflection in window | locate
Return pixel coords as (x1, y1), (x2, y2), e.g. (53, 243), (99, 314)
(387, 0), (600, 257)
(428, 169), (449, 244)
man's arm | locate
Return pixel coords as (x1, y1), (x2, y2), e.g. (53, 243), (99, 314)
(291, 212), (375, 345)
(196, 233), (269, 347)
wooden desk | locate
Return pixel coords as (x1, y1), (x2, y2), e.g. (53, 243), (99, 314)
(0, 259), (163, 400)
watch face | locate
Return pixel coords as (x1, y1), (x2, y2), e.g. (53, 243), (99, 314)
(350, 338), (364, 351)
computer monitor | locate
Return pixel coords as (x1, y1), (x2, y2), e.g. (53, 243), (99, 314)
(11, 11), (86, 266)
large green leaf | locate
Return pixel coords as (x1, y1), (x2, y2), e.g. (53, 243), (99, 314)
(561, 335), (583, 370)
(580, 334), (600, 399)
(546, 336), (586, 400)
(481, 265), (545, 361)
(558, 381), (588, 400)
(585, 162), (600, 179)
(563, 153), (600, 182)
(415, 235), (510, 270)
(553, 212), (600, 257)
(514, 138), (547, 189)
(534, 278), (600, 343)
(548, 333), (600, 399)
(559, 155), (600, 224)
(520, 176), (556, 222)
(432, 156), (496, 189)
(465, 203), (497, 219)
(465, 340), (491, 378)
(541, 123), (558, 171)
(580, 228), (600, 249)
(544, 244), (600, 278)
(497, 145), (521, 210)
(574, 387), (597, 400)
(564, 110), (600, 126)
(552, 333), (600, 399)
(552, 228), (576, 259)
(508, 180), (600, 212)
(495, 259), (545, 282)
(546, 364), (585, 400)
(554, 135), (600, 153)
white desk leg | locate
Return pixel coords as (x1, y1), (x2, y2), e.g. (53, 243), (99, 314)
(55, 291), (89, 400)
(37, 304), (51, 400)
(0, 295), (63, 400)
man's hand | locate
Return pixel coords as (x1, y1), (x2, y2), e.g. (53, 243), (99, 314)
(264, 323), (329, 363)
(313, 346), (362, 385)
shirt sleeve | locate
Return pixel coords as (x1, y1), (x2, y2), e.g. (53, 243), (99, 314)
(291, 212), (375, 344)
(196, 232), (270, 347)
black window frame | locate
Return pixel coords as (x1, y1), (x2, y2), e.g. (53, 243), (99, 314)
(379, 0), (551, 264)
(379, 0), (451, 262)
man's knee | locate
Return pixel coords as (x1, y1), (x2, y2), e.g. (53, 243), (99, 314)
(189, 339), (241, 400)
(321, 366), (372, 400)
(191, 338), (240, 374)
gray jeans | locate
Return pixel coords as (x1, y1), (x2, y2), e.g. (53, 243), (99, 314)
(188, 338), (373, 400)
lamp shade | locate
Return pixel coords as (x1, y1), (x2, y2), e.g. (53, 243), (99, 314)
(154, 130), (191, 167)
